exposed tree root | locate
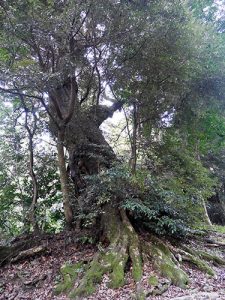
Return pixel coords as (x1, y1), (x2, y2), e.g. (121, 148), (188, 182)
(55, 262), (85, 295)
(198, 250), (225, 265)
(149, 281), (171, 297)
(204, 238), (225, 247)
(177, 248), (215, 276)
(0, 237), (39, 265)
(175, 245), (225, 274)
(55, 210), (223, 299)
(146, 236), (189, 289)
(67, 207), (142, 298)
(11, 245), (46, 263)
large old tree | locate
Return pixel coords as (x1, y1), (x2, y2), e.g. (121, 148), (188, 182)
(1, 0), (224, 297)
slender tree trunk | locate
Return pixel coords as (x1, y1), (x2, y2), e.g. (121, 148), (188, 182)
(57, 130), (74, 227)
(195, 140), (212, 226)
(123, 106), (137, 173)
(131, 103), (138, 174)
(19, 95), (39, 233)
(202, 198), (212, 226)
(27, 133), (39, 233)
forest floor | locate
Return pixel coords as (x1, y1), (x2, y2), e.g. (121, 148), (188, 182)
(0, 229), (225, 300)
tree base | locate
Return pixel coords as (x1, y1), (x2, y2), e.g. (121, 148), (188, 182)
(55, 208), (224, 299)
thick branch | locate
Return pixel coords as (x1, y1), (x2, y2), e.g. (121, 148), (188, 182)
(0, 85), (60, 130)
(80, 66), (95, 104)
(88, 101), (124, 126)
(49, 93), (64, 121)
(64, 77), (79, 124)
(38, 96), (60, 130)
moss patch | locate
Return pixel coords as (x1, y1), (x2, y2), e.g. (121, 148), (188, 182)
(105, 251), (128, 288)
(187, 254), (215, 276)
(198, 250), (225, 265)
(130, 246), (142, 282)
(136, 290), (146, 300)
(69, 241), (129, 298)
(159, 263), (189, 288)
(148, 275), (158, 286)
(122, 209), (143, 282)
(181, 246), (216, 275)
(212, 225), (225, 234)
(54, 262), (84, 295)
(69, 257), (106, 298)
(150, 239), (189, 288)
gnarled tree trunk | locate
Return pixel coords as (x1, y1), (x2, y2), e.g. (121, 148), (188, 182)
(48, 77), (119, 226)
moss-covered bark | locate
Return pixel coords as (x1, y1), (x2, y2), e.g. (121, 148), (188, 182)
(55, 212), (222, 299)
(55, 207), (143, 298)
(68, 207), (142, 298)
(144, 237), (189, 289)
(120, 209), (143, 282)
(182, 245), (225, 266)
(177, 245), (225, 275)
(55, 262), (84, 295)
(183, 253), (215, 276)
(198, 250), (225, 265)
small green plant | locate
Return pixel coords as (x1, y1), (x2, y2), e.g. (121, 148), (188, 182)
(78, 236), (95, 245)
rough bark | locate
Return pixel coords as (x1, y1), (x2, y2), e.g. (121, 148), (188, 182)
(57, 130), (74, 226)
(11, 245), (46, 262)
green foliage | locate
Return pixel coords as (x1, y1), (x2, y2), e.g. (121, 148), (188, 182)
(0, 180), (23, 236)
(196, 224), (225, 234)
(81, 165), (188, 236)
(84, 106), (220, 234)
(35, 154), (64, 233)
(0, 0), (225, 239)
(0, 101), (63, 236)
(123, 198), (187, 237)
(145, 129), (218, 224)
(0, 150), (64, 236)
